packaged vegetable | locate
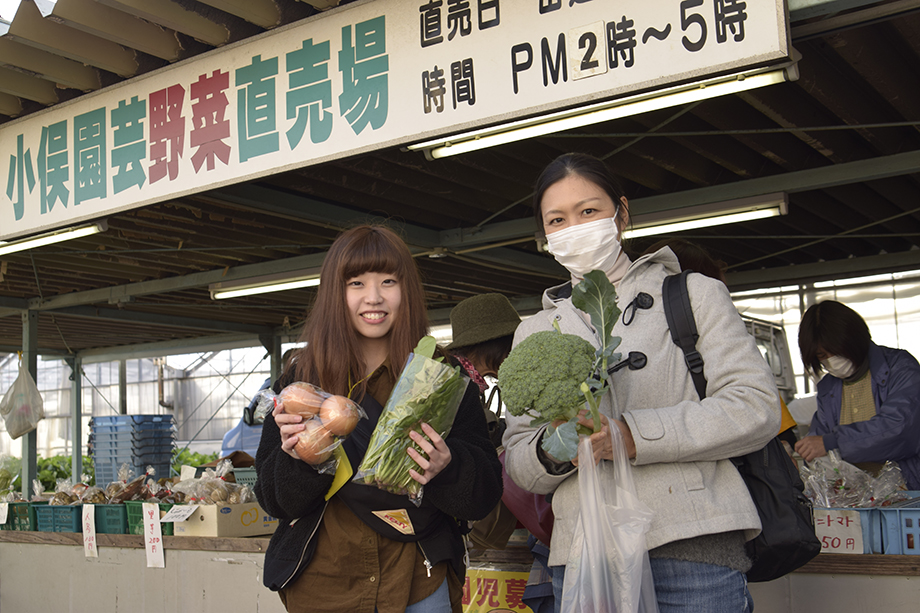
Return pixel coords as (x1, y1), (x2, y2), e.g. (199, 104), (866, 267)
(258, 382), (367, 474)
(355, 338), (469, 504)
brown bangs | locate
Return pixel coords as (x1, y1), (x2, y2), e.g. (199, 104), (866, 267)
(339, 232), (407, 282)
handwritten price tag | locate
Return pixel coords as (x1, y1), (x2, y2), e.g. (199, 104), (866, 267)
(82, 505), (98, 558)
(143, 502), (165, 568)
(813, 508), (864, 554)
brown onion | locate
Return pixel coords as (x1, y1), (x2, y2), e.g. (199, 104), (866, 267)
(279, 382), (325, 419)
(294, 419), (335, 465)
(319, 395), (361, 436)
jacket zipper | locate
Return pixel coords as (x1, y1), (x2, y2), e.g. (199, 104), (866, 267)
(417, 542), (433, 577)
(279, 501), (329, 590)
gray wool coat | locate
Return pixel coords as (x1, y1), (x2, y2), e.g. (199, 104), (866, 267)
(502, 247), (781, 568)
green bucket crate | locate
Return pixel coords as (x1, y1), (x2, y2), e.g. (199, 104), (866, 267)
(1, 501), (45, 531)
(125, 500), (175, 536)
(33, 503), (128, 533)
(34, 505), (82, 532)
(94, 504), (128, 534)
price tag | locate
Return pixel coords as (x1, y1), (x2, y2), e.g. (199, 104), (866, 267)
(813, 508), (864, 554)
(0, 503), (8, 525)
(82, 505), (98, 558)
(159, 505), (199, 523)
(180, 465), (198, 481)
(143, 502), (165, 568)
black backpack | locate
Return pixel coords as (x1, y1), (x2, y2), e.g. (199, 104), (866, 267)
(662, 270), (821, 582)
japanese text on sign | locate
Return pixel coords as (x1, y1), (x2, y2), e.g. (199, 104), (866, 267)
(2, 0), (789, 241)
(814, 509), (864, 554)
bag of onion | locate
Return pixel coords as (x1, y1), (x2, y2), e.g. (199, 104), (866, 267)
(258, 382), (367, 474)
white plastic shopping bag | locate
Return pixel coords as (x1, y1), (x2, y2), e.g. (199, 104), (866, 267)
(561, 426), (659, 613)
(0, 362), (44, 439)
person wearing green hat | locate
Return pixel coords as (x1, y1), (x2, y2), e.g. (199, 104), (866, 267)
(447, 294), (557, 613)
(447, 293), (522, 428)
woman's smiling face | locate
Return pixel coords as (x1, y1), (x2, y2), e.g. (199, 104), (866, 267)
(345, 271), (402, 341)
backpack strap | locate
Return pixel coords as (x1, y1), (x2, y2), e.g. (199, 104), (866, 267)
(662, 270), (707, 400)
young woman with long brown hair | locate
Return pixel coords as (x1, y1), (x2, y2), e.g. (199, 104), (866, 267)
(255, 225), (503, 613)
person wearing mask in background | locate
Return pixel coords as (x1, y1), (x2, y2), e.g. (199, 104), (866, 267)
(642, 238), (799, 454)
(446, 293), (556, 613)
(255, 225), (503, 613)
(503, 152), (779, 613)
(795, 299), (920, 489)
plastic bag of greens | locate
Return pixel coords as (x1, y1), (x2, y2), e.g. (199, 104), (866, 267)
(0, 361), (44, 439)
(355, 338), (469, 505)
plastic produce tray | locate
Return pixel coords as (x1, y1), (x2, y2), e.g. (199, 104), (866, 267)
(33, 503), (128, 534)
(0, 501), (46, 531)
(125, 500), (175, 536)
(232, 467), (257, 488)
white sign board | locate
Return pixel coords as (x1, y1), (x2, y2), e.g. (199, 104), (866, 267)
(0, 0), (790, 240)
(813, 508), (865, 555)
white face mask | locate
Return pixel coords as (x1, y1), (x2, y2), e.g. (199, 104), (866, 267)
(821, 355), (856, 379)
(545, 217), (621, 278)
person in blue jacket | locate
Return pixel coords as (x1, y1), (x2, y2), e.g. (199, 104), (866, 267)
(795, 300), (920, 489)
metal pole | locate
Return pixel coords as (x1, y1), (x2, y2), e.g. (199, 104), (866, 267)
(269, 336), (282, 383)
(119, 359), (127, 414)
(20, 310), (38, 499)
(66, 356), (84, 483)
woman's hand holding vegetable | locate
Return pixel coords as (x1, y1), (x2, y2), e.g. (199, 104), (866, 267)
(273, 400), (307, 461)
(407, 422), (452, 485)
(552, 409), (635, 466)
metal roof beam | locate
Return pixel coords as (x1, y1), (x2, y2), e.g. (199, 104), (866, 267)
(197, 0), (282, 29)
(201, 184), (443, 249)
(788, 0), (891, 21)
(0, 90), (23, 116)
(76, 332), (262, 363)
(8, 0), (139, 77)
(48, 0), (184, 62)
(53, 305), (274, 335)
(0, 36), (101, 91)
(0, 64), (58, 104)
(28, 251), (328, 311)
(725, 251), (920, 292)
(96, 0), (231, 47)
(636, 150), (920, 216)
(440, 150), (920, 248)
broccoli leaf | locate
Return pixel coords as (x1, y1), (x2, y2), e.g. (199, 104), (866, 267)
(412, 335), (438, 360)
(572, 270), (621, 351)
(542, 420), (580, 463)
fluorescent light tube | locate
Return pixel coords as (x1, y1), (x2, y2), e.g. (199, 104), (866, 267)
(409, 65), (795, 160)
(0, 221), (107, 256)
(210, 273), (321, 300)
(625, 208), (782, 239)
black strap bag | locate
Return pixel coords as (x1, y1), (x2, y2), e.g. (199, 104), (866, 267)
(662, 270), (820, 582)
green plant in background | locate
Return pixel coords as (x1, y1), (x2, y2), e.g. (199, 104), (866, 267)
(172, 448), (219, 476)
(35, 455), (95, 491)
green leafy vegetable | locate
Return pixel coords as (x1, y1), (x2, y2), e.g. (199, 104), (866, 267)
(356, 350), (468, 502)
(498, 270), (622, 461)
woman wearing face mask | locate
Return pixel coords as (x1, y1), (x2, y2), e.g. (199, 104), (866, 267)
(502, 153), (780, 613)
(795, 300), (920, 489)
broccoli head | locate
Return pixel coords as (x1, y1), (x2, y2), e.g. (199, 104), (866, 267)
(497, 329), (596, 422)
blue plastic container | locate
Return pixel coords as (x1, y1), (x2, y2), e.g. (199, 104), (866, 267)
(878, 493), (920, 555)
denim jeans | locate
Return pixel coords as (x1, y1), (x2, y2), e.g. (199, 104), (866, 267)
(403, 578), (451, 613)
(551, 559), (753, 613)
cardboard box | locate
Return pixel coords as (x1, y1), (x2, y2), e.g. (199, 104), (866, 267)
(172, 503), (278, 537)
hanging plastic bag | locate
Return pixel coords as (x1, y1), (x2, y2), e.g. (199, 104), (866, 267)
(561, 426), (659, 613)
(0, 361), (44, 439)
